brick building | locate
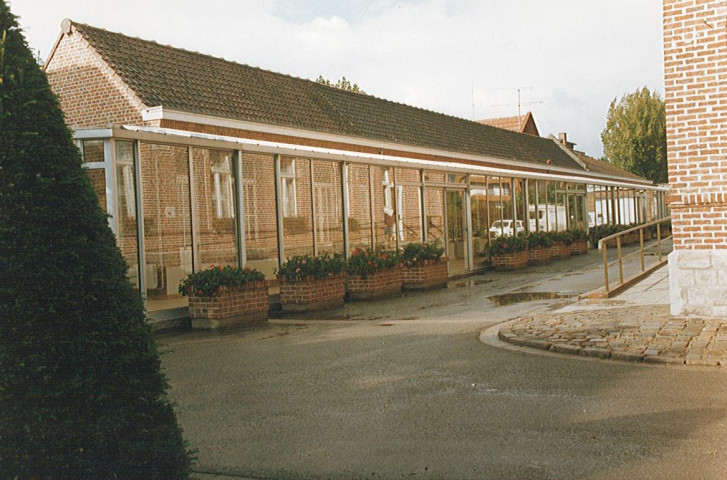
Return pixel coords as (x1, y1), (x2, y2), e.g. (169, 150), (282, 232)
(44, 19), (667, 314)
(664, 0), (727, 316)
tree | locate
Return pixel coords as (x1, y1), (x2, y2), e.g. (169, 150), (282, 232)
(601, 86), (667, 184)
(316, 75), (365, 93)
(0, 2), (192, 478)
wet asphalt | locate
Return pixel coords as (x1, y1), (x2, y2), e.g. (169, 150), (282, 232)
(159, 247), (727, 480)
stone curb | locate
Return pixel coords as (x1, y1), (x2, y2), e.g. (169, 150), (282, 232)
(494, 305), (727, 367)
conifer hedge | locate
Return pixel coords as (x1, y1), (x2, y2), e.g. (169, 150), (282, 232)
(0, 3), (193, 477)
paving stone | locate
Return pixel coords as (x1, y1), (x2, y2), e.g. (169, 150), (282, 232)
(496, 304), (727, 367)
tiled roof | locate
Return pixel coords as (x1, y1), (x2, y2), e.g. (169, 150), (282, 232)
(576, 152), (650, 184)
(72, 22), (583, 171)
(479, 112), (539, 136)
(478, 115), (524, 131)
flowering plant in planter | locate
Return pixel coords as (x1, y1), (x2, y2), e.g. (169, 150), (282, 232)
(401, 240), (445, 267)
(347, 247), (400, 276)
(488, 234), (527, 256)
(179, 264), (265, 297)
(276, 252), (347, 283)
(549, 230), (574, 246)
(525, 231), (554, 249)
(570, 229), (588, 242)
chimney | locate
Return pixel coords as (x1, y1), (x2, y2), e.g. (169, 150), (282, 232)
(558, 132), (568, 145)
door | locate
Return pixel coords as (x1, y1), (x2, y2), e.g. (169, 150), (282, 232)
(445, 190), (468, 274)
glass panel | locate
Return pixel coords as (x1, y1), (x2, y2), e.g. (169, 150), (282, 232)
(312, 160), (343, 255)
(576, 194), (586, 230)
(501, 178), (516, 234)
(471, 186), (488, 265)
(140, 143), (192, 311)
(488, 176), (505, 238)
(347, 164), (372, 250)
(82, 139), (104, 163)
(281, 157), (313, 257)
(424, 171), (446, 183)
(537, 180), (550, 231)
(527, 179), (538, 232)
(398, 184), (422, 245)
(425, 188), (445, 244)
(115, 141), (139, 291)
(555, 182), (567, 231)
(514, 179), (526, 234)
(373, 165), (397, 249)
(446, 190), (468, 274)
(447, 173), (467, 184)
(242, 153), (279, 280)
(470, 174), (487, 186)
(192, 148), (238, 268)
(86, 168), (107, 213)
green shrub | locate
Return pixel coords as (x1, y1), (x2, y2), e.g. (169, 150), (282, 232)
(588, 224), (630, 246)
(400, 240), (445, 266)
(276, 252), (347, 282)
(0, 4), (193, 478)
(347, 247), (400, 276)
(179, 264), (265, 296)
(525, 231), (554, 249)
(570, 229), (588, 241)
(488, 234), (527, 255)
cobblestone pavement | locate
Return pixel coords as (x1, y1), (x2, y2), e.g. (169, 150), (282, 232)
(498, 304), (727, 366)
(495, 267), (727, 367)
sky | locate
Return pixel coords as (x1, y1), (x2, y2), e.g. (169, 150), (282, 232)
(9, 0), (664, 158)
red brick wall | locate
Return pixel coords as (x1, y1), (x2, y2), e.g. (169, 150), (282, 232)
(664, 0), (727, 249)
(402, 260), (448, 290)
(347, 267), (403, 299)
(45, 28), (146, 128)
(188, 282), (269, 320)
(279, 275), (346, 312)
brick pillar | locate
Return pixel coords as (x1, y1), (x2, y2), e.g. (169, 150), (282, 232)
(664, 0), (727, 316)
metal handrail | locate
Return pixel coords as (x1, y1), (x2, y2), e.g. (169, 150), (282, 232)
(597, 217), (672, 294)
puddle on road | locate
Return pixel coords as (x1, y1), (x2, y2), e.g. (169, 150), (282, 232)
(488, 291), (576, 306)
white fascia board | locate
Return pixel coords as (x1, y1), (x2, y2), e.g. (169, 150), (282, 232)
(73, 128), (114, 139)
(141, 106), (592, 177)
(115, 124), (666, 191)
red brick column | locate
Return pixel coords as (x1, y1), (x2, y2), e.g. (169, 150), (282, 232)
(664, 0), (727, 316)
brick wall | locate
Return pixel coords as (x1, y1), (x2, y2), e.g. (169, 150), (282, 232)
(664, 0), (727, 249)
(279, 275), (346, 312)
(664, 0), (727, 316)
(45, 28), (146, 128)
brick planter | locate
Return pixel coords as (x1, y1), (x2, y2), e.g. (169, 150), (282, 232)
(570, 239), (588, 255)
(280, 274), (345, 312)
(550, 242), (571, 260)
(527, 246), (551, 265)
(347, 266), (403, 300)
(491, 250), (528, 270)
(402, 260), (448, 290)
(187, 281), (270, 330)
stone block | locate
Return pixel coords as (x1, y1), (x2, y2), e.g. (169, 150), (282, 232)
(676, 250), (711, 270)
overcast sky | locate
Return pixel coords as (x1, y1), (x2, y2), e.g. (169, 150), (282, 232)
(10, 0), (663, 158)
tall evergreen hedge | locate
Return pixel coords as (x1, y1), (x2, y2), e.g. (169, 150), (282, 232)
(0, 3), (192, 478)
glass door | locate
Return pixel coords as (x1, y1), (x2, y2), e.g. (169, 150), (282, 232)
(445, 190), (468, 275)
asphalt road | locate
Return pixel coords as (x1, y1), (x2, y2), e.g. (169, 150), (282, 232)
(159, 248), (727, 480)
(160, 301), (727, 479)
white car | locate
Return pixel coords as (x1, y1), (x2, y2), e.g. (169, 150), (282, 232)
(489, 220), (524, 237)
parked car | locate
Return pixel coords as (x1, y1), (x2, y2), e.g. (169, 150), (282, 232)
(489, 219), (524, 237)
